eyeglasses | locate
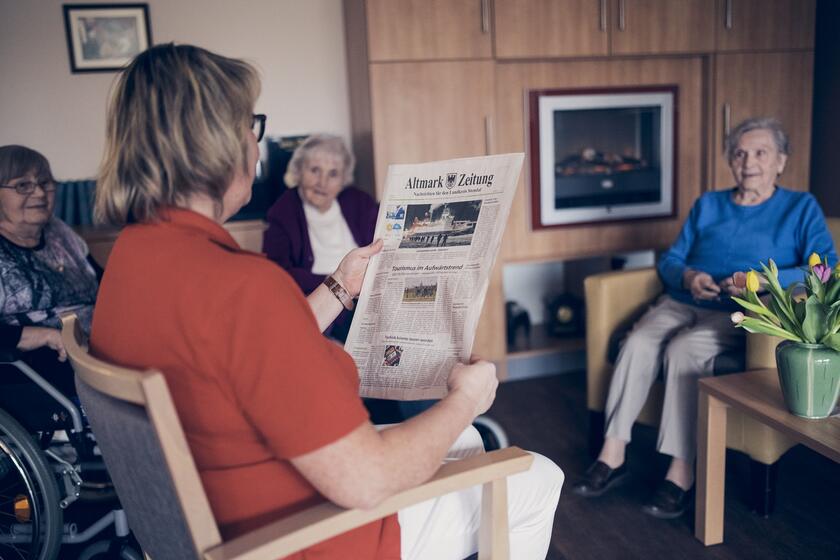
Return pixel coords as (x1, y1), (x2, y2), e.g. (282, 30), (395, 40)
(252, 114), (267, 142)
(0, 179), (56, 195)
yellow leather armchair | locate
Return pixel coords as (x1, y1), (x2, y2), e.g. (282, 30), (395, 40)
(584, 268), (793, 514)
(585, 269), (794, 449)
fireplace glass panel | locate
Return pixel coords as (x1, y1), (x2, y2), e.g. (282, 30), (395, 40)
(553, 107), (661, 209)
(530, 88), (676, 228)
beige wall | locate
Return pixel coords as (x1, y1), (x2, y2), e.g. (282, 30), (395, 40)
(0, 0), (351, 180)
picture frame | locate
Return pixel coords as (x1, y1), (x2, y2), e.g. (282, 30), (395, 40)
(527, 85), (678, 229)
(62, 3), (152, 73)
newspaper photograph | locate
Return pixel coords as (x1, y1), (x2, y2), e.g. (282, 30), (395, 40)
(345, 153), (525, 400)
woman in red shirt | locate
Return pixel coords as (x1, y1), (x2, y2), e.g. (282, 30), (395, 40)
(92, 43), (563, 559)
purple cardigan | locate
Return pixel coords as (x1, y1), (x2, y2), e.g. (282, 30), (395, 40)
(263, 187), (378, 294)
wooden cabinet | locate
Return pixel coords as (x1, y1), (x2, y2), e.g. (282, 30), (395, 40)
(494, 0), (609, 59)
(345, 0), (817, 368)
(716, 0), (816, 52)
(365, 0), (492, 61)
(610, 0), (715, 55)
(711, 52), (814, 191)
(369, 61), (495, 197)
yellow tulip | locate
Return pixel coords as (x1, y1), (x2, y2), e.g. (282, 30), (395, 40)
(835, 263), (840, 280)
(808, 253), (821, 268)
(746, 270), (760, 292)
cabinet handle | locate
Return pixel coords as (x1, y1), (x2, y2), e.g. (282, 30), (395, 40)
(480, 0), (490, 33)
(722, 103), (731, 151)
(484, 115), (494, 155)
(725, 0), (733, 29)
(599, 0), (607, 31)
(618, 0), (626, 31)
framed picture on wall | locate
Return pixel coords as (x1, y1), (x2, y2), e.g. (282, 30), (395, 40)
(62, 3), (152, 73)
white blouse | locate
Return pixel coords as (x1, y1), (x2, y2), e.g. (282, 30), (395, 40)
(303, 199), (358, 275)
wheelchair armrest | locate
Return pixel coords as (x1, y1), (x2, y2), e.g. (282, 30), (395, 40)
(0, 348), (21, 363)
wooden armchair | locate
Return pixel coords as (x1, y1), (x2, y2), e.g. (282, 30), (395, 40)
(584, 267), (795, 515)
(61, 314), (532, 560)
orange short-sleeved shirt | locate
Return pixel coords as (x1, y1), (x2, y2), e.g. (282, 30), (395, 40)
(90, 208), (400, 559)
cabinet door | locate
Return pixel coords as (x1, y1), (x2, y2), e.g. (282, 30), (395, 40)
(494, 0), (609, 59)
(366, 0), (492, 61)
(716, 0), (816, 51)
(610, 0), (714, 55)
(369, 61), (495, 197)
(712, 52), (813, 191)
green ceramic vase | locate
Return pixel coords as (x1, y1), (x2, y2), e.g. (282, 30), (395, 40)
(775, 341), (840, 419)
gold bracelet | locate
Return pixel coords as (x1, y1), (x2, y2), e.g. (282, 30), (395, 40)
(324, 275), (355, 310)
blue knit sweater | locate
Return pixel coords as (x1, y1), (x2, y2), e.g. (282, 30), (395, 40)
(658, 187), (837, 311)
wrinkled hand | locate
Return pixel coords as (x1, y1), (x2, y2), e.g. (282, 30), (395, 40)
(17, 327), (67, 362)
(447, 356), (498, 418)
(332, 239), (384, 298)
(719, 271), (747, 297)
(683, 269), (721, 301)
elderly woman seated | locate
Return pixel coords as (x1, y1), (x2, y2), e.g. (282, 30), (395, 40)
(91, 43), (563, 559)
(573, 117), (837, 519)
(0, 145), (100, 431)
(263, 134), (377, 341)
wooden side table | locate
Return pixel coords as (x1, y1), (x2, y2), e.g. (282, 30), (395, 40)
(695, 369), (840, 545)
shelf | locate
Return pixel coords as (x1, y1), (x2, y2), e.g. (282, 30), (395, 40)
(506, 324), (585, 359)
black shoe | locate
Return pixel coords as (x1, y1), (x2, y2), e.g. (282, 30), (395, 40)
(571, 460), (629, 497)
(642, 480), (693, 519)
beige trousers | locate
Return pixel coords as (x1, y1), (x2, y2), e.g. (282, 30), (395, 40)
(604, 295), (745, 462)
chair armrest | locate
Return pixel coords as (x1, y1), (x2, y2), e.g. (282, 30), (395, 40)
(203, 446), (533, 560)
(584, 267), (663, 411)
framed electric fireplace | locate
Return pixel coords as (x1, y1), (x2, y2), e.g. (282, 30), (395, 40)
(528, 86), (678, 229)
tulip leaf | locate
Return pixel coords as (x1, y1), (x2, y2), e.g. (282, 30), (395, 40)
(827, 306), (840, 335)
(768, 297), (803, 337)
(825, 279), (840, 305)
(806, 274), (825, 302)
(762, 281), (799, 332)
(821, 334), (840, 352)
(737, 317), (801, 342)
(794, 298), (807, 324)
(731, 296), (777, 320)
(801, 295), (828, 343)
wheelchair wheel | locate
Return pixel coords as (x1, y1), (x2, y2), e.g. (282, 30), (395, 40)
(472, 415), (509, 452)
(0, 408), (63, 560)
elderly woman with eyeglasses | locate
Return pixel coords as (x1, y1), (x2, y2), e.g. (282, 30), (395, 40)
(573, 117), (837, 519)
(0, 145), (99, 430)
(263, 134), (377, 341)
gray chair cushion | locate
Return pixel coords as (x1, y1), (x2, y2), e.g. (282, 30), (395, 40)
(76, 377), (200, 560)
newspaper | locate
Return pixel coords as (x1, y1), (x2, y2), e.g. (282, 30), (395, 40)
(345, 153), (525, 400)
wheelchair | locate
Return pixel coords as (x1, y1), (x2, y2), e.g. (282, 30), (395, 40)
(0, 350), (143, 560)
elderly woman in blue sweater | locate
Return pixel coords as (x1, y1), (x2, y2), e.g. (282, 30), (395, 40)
(573, 117), (837, 518)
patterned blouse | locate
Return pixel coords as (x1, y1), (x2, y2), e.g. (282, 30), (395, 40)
(0, 217), (98, 338)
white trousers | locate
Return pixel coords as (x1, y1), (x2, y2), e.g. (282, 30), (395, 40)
(397, 427), (564, 560)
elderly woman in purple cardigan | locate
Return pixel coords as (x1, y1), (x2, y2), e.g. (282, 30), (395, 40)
(263, 134), (378, 341)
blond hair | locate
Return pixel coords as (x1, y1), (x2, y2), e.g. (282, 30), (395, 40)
(96, 43), (260, 225)
(284, 134), (355, 188)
